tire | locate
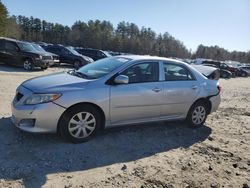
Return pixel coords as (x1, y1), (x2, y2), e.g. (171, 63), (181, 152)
(58, 105), (102, 143)
(41, 67), (48, 70)
(73, 60), (81, 69)
(186, 101), (208, 128)
(23, 59), (34, 71)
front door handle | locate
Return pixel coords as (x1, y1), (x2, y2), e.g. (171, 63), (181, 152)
(192, 85), (198, 90)
(152, 88), (162, 92)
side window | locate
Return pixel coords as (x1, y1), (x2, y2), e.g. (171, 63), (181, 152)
(122, 62), (159, 84)
(5, 41), (19, 51)
(46, 47), (56, 53)
(97, 51), (105, 58)
(163, 63), (195, 81)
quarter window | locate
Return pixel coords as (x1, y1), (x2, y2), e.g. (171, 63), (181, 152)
(122, 62), (159, 83)
(163, 63), (195, 81)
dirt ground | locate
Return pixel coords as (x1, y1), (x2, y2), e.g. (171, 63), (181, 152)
(0, 65), (249, 188)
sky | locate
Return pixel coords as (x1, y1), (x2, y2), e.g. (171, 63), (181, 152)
(2, 0), (250, 52)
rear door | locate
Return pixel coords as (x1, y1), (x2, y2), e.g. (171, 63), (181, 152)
(161, 61), (199, 117)
(110, 62), (163, 124)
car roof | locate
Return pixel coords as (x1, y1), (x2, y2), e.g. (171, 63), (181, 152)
(0, 37), (19, 42)
(116, 55), (188, 65)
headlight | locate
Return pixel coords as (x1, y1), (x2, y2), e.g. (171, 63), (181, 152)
(35, 55), (42, 60)
(24, 94), (62, 105)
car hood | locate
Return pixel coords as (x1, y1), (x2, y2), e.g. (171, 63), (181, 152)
(22, 72), (90, 93)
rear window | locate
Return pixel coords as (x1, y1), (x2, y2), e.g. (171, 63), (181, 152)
(163, 63), (195, 81)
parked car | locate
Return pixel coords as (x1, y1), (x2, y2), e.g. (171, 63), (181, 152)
(75, 48), (111, 61)
(236, 67), (248, 77)
(201, 64), (232, 78)
(193, 59), (237, 77)
(11, 55), (221, 143)
(239, 66), (250, 76)
(224, 61), (248, 77)
(30, 43), (60, 66)
(44, 45), (94, 69)
(0, 37), (51, 70)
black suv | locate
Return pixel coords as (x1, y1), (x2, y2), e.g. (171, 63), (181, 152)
(44, 45), (93, 69)
(0, 37), (51, 70)
(75, 48), (111, 61)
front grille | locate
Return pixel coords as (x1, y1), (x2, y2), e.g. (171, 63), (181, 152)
(16, 92), (23, 101)
(42, 56), (53, 60)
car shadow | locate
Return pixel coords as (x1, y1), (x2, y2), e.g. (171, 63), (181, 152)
(0, 117), (211, 188)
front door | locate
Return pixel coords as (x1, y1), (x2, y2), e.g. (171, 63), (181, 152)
(110, 62), (163, 124)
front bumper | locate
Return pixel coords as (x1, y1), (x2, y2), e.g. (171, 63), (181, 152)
(11, 86), (66, 133)
(33, 59), (52, 68)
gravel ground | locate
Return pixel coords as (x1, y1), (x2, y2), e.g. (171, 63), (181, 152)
(0, 65), (249, 188)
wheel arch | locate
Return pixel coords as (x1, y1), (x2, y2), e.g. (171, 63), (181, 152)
(57, 102), (106, 133)
(22, 56), (34, 62)
(189, 97), (212, 115)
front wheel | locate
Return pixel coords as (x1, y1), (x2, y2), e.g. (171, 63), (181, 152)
(186, 102), (208, 127)
(58, 105), (101, 143)
(23, 59), (34, 71)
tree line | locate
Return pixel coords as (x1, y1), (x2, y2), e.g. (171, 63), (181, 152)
(0, 1), (249, 63)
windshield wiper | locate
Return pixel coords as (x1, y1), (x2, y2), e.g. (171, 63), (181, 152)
(75, 71), (90, 78)
(68, 70), (90, 79)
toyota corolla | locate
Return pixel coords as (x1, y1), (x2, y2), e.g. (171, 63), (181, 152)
(11, 55), (221, 143)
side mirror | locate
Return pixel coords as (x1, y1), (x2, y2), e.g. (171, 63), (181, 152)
(114, 75), (129, 84)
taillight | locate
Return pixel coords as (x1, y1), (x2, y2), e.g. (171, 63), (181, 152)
(217, 84), (222, 94)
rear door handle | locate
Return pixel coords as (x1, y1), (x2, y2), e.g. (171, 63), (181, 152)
(192, 85), (198, 90)
(152, 88), (162, 92)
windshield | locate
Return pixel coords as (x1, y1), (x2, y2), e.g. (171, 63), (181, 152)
(31, 44), (46, 53)
(18, 42), (37, 52)
(103, 51), (112, 57)
(66, 47), (81, 56)
(75, 57), (131, 79)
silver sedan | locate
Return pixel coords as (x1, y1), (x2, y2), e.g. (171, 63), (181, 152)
(11, 55), (221, 143)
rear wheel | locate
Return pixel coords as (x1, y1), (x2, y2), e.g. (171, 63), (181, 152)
(186, 101), (208, 127)
(23, 59), (34, 71)
(58, 105), (101, 143)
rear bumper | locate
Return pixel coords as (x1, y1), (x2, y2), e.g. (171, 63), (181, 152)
(209, 94), (221, 113)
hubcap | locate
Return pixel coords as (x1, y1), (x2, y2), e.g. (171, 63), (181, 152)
(24, 61), (31, 70)
(68, 112), (96, 139)
(192, 106), (206, 125)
